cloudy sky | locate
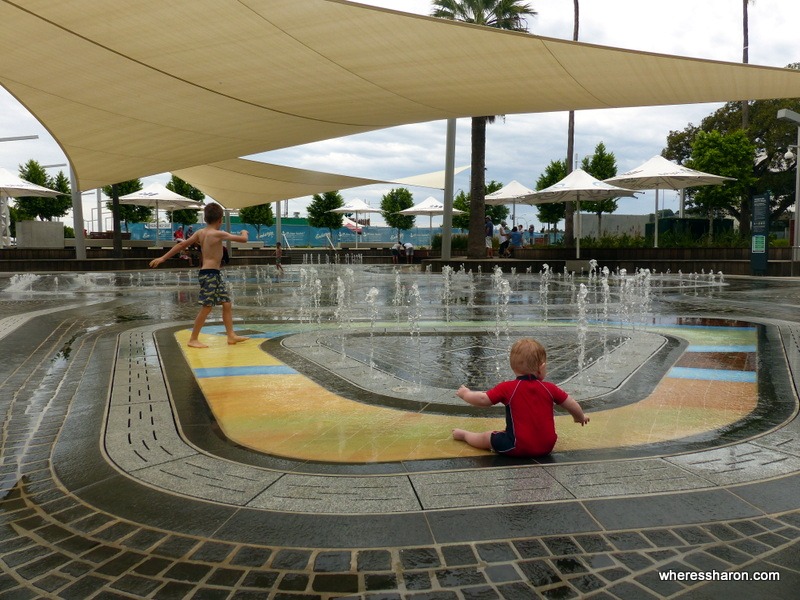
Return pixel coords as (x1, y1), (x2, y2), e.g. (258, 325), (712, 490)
(2, 0), (799, 230)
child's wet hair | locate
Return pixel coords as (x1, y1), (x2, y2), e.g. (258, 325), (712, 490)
(510, 338), (546, 375)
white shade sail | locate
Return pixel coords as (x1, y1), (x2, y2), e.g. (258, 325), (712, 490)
(2, 1), (800, 191)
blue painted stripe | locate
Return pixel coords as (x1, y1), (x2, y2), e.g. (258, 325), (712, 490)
(685, 345), (757, 353)
(668, 367), (756, 383)
(195, 366), (297, 378)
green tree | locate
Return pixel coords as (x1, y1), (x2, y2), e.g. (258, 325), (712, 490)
(431, 0), (536, 258)
(664, 68), (800, 235)
(535, 159), (567, 231)
(579, 142), (619, 233)
(452, 181), (508, 230)
(102, 179), (149, 232)
(307, 190), (344, 236)
(380, 188), (415, 238)
(16, 160), (71, 221)
(686, 130), (756, 239)
(238, 203), (275, 239)
(167, 175), (204, 226)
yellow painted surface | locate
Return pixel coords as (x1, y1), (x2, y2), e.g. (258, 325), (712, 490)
(175, 328), (758, 463)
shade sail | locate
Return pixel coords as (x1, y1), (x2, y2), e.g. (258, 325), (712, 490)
(174, 159), (385, 210)
(174, 159), (464, 209)
(2, 1), (800, 191)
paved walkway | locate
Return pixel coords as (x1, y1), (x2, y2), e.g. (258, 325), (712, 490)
(0, 273), (798, 599)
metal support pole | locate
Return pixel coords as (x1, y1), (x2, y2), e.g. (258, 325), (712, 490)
(441, 118), (457, 261)
(69, 166), (86, 260)
(96, 189), (102, 232)
(793, 127), (800, 267)
(275, 201), (282, 250)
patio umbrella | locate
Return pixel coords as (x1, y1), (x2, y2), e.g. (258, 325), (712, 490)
(522, 169), (638, 259)
(118, 182), (204, 245)
(398, 196), (466, 245)
(485, 180), (534, 227)
(0, 167), (61, 248)
(328, 198), (381, 248)
(604, 155), (734, 248)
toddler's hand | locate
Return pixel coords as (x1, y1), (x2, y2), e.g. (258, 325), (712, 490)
(574, 415), (590, 426)
(241, 230), (249, 238)
(456, 385), (470, 399)
(149, 258), (162, 269)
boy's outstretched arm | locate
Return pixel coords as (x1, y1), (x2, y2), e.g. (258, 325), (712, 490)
(149, 233), (199, 268)
(560, 396), (590, 425)
(456, 385), (493, 407)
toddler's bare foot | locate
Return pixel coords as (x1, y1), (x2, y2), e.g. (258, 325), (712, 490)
(187, 340), (209, 349)
(452, 429), (467, 441)
(227, 335), (249, 345)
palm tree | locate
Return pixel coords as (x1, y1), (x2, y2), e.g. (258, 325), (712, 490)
(564, 0), (579, 246)
(431, 0), (536, 258)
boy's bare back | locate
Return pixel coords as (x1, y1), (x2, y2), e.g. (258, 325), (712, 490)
(195, 228), (225, 270)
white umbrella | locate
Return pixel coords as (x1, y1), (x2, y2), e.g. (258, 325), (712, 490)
(328, 198), (381, 248)
(0, 167), (61, 247)
(398, 196), (466, 245)
(118, 182), (204, 245)
(485, 180), (534, 227)
(604, 155), (734, 247)
(522, 169), (638, 259)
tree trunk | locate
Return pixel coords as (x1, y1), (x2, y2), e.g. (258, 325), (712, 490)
(467, 116), (487, 259)
(565, 112), (575, 246)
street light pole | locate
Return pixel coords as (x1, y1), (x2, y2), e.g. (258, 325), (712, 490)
(777, 109), (800, 275)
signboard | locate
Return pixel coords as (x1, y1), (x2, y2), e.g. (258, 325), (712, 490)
(750, 193), (770, 275)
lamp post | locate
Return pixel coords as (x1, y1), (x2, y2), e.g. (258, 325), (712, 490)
(777, 109), (800, 274)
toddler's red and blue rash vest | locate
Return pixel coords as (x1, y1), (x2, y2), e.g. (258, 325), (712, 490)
(486, 375), (568, 457)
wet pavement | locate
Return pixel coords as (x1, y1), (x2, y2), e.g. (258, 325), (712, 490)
(0, 265), (798, 599)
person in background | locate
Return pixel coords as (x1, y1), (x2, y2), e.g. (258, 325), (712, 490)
(403, 240), (414, 264)
(484, 216), (494, 258)
(173, 225), (184, 241)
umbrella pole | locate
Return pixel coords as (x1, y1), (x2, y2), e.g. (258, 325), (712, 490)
(355, 211), (359, 249)
(154, 201), (159, 247)
(429, 214), (433, 248)
(576, 199), (581, 260)
(512, 201), (516, 228)
(654, 187), (659, 248)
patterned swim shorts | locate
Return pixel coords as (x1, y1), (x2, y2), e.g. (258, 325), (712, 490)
(197, 269), (231, 306)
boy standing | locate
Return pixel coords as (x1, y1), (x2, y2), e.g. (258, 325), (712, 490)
(453, 338), (589, 457)
(149, 203), (249, 348)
